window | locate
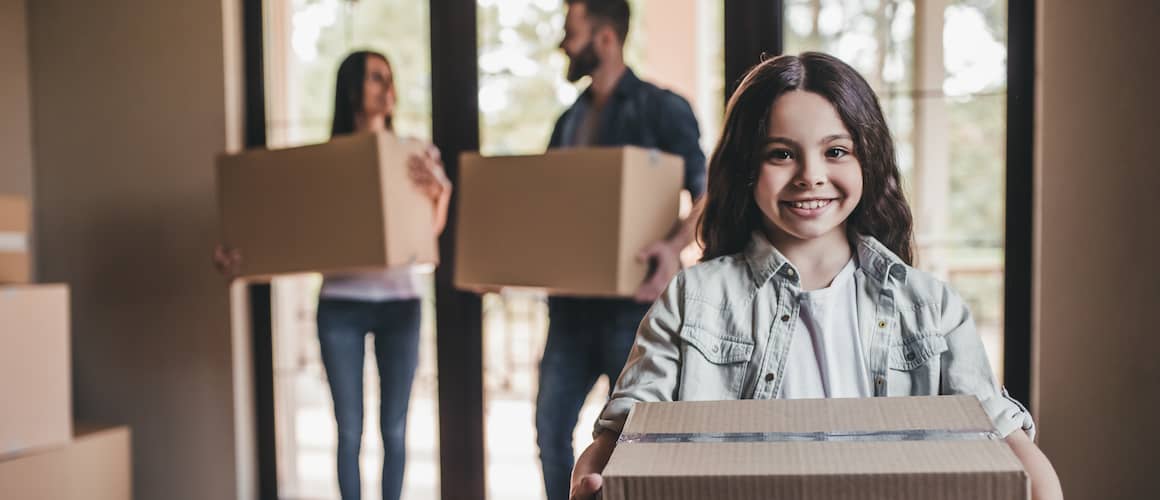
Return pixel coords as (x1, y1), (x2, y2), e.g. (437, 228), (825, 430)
(263, 1), (439, 498)
(784, 0), (1009, 378)
(475, 1), (723, 498)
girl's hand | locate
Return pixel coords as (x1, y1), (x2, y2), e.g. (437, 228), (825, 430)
(407, 144), (451, 202)
(212, 244), (242, 280)
(570, 430), (618, 500)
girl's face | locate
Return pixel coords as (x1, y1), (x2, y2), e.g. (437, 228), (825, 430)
(754, 90), (863, 246)
(362, 56), (396, 120)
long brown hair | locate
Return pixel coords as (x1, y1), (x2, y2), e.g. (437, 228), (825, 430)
(331, 50), (394, 138)
(699, 52), (914, 264)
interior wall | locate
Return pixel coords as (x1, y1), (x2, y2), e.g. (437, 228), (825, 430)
(0, 0), (34, 200)
(1035, 1), (1160, 499)
(26, 1), (244, 499)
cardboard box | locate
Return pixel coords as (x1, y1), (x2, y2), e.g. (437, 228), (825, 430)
(0, 284), (71, 457)
(0, 195), (30, 284)
(217, 131), (438, 278)
(602, 396), (1028, 500)
(454, 147), (683, 297)
(0, 424), (132, 500)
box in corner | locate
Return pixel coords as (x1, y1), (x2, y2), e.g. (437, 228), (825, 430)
(0, 284), (72, 458)
(0, 195), (31, 284)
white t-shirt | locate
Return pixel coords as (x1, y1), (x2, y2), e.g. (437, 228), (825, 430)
(319, 265), (428, 302)
(779, 259), (871, 399)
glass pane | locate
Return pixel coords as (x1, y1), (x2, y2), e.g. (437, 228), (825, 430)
(475, 1), (723, 498)
(784, 0), (1008, 381)
(262, 1), (438, 499)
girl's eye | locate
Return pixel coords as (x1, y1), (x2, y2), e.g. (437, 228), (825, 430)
(767, 149), (793, 162)
(826, 147), (850, 159)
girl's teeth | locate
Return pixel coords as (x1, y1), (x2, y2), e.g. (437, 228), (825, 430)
(792, 200), (830, 209)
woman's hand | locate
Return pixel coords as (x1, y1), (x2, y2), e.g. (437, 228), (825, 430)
(408, 144), (451, 203)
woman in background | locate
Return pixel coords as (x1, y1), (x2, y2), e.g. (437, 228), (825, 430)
(217, 50), (450, 500)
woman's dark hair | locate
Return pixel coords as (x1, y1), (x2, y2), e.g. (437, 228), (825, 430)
(331, 50), (393, 138)
(698, 52), (914, 264)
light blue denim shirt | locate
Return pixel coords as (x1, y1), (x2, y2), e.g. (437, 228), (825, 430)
(596, 232), (1035, 439)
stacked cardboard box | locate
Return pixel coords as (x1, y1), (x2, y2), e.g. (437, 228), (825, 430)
(454, 146), (684, 297)
(0, 196), (132, 499)
(601, 396), (1028, 500)
(216, 131), (439, 279)
(0, 195), (30, 284)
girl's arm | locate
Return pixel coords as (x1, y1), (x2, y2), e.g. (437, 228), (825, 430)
(937, 283), (1061, 499)
(572, 272), (687, 499)
(594, 271), (686, 436)
(1006, 430), (1064, 500)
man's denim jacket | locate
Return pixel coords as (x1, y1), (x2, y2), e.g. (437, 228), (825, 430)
(596, 232), (1035, 439)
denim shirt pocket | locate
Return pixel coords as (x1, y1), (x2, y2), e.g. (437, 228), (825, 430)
(677, 323), (753, 400)
(887, 335), (948, 395)
(889, 335), (948, 370)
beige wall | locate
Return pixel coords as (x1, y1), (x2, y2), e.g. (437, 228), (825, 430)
(26, 1), (243, 499)
(0, 0), (34, 199)
(1036, 1), (1160, 499)
(0, 0), (33, 201)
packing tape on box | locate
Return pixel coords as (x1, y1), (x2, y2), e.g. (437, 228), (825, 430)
(618, 429), (999, 444)
(0, 231), (28, 252)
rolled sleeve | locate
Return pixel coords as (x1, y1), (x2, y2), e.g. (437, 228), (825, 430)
(593, 272), (686, 438)
(937, 283), (1036, 439)
(982, 387), (1037, 440)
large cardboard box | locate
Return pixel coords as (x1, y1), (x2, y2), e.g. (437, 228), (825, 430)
(0, 195), (30, 284)
(602, 396), (1028, 500)
(454, 147), (683, 297)
(0, 284), (71, 457)
(217, 131), (438, 278)
(0, 424), (132, 500)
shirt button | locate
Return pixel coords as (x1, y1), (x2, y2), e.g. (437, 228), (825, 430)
(905, 352), (916, 361)
(765, 373), (775, 382)
(785, 268), (796, 277)
(712, 345), (720, 353)
(878, 320), (887, 328)
(781, 314), (791, 322)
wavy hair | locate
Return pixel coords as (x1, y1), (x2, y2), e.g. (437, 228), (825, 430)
(699, 52), (914, 264)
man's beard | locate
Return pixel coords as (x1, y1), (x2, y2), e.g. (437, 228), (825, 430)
(566, 40), (601, 82)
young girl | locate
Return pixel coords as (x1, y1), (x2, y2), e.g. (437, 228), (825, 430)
(568, 53), (1062, 500)
(216, 50), (450, 500)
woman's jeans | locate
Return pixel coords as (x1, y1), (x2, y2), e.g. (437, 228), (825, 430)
(317, 297), (422, 500)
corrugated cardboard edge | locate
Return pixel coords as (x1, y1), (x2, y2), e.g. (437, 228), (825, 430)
(604, 397), (1028, 500)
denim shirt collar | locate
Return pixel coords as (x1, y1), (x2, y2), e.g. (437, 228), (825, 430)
(743, 231), (909, 289)
(577, 67), (642, 104)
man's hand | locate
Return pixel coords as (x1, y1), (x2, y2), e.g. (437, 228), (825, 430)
(633, 240), (681, 303)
